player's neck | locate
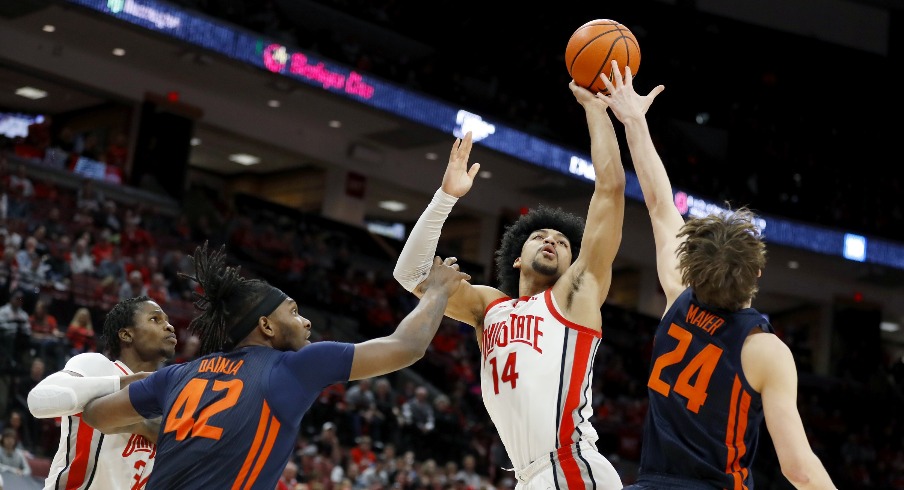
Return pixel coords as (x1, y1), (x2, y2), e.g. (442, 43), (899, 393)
(119, 351), (163, 373)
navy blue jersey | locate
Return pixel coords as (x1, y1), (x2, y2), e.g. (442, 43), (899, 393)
(637, 288), (773, 489)
(129, 342), (354, 490)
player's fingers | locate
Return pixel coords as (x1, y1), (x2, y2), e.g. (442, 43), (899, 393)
(599, 72), (616, 92)
(610, 60), (623, 87)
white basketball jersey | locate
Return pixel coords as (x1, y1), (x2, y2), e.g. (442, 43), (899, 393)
(480, 289), (601, 470)
(44, 353), (156, 490)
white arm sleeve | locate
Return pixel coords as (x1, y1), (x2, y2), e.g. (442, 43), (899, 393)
(27, 371), (121, 419)
(393, 188), (458, 292)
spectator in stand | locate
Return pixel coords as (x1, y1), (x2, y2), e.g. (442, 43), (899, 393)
(0, 410), (35, 456)
(105, 130), (129, 171)
(9, 358), (48, 454)
(96, 244), (127, 284)
(15, 236), (39, 272)
(372, 377), (400, 447)
(90, 228), (115, 265)
(167, 334), (199, 365)
(399, 385), (435, 457)
(0, 290), (30, 369)
(66, 306), (96, 354)
(16, 251), (48, 312)
(119, 269), (149, 301)
(92, 275), (121, 312)
(119, 218), (154, 257)
(276, 460), (302, 490)
(0, 246), (18, 307)
(350, 435), (377, 470)
(43, 207), (67, 241)
(75, 178), (104, 213)
(44, 234), (72, 286)
(28, 298), (65, 369)
(0, 428), (31, 477)
(147, 271), (170, 306)
(455, 454), (482, 489)
(345, 378), (376, 435)
(7, 163), (34, 219)
(433, 393), (465, 465)
(68, 236), (96, 276)
(93, 199), (121, 234)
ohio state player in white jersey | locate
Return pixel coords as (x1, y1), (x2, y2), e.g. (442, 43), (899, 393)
(28, 297), (177, 490)
(481, 290), (602, 473)
(395, 78), (628, 489)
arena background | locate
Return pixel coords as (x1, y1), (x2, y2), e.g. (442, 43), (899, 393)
(0, 0), (901, 488)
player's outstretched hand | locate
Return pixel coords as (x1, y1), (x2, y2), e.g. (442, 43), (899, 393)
(417, 256), (470, 297)
(441, 131), (481, 198)
(598, 60), (664, 123)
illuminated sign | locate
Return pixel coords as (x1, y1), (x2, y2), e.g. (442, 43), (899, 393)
(843, 233), (867, 262)
(454, 110), (495, 141)
(107, 0), (180, 29)
(261, 43), (374, 98)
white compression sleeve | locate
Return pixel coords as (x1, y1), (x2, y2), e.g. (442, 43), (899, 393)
(27, 372), (121, 418)
(393, 188), (458, 292)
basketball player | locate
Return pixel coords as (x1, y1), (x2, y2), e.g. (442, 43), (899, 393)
(598, 61), (837, 489)
(27, 296), (176, 490)
(392, 81), (627, 489)
(79, 243), (468, 489)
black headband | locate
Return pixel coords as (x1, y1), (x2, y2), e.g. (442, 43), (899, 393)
(228, 286), (288, 344)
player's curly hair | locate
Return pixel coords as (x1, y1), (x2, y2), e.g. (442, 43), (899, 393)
(677, 206), (766, 311)
(101, 296), (153, 359)
(180, 242), (277, 355)
(493, 205), (585, 298)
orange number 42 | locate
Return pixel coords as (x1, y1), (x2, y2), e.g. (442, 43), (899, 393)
(164, 378), (243, 441)
(648, 324), (722, 413)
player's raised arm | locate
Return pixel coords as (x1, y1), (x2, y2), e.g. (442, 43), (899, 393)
(599, 61), (685, 308)
(393, 132), (504, 327)
(562, 80), (626, 308)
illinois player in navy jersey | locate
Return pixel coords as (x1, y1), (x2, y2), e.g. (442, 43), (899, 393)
(598, 61), (837, 489)
(393, 79), (627, 489)
(27, 296), (175, 490)
(80, 242), (469, 490)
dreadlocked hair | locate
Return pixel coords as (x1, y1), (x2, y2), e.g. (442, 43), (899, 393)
(676, 206), (766, 311)
(102, 296), (153, 358)
(180, 242), (277, 355)
(493, 205), (585, 298)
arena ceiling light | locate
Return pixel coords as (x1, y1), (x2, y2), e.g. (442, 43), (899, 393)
(228, 153), (260, 165)
(42, 25), (56, 32)
(378, 200), (407, 212)
(15, 86), (48, 99)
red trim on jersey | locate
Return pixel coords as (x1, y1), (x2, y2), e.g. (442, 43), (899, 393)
(544, 290), (601, 338)
(483, 296), (512, 318)
(556, 446), (584, 489)
(113, 361), (129, 375)
(66, 415), (96, 489)
(558, 332), (594, 449)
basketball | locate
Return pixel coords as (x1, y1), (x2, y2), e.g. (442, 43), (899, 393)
(565, 19), (641, 94)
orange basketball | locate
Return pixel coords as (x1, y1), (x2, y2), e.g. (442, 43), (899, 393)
(565, 19), (640, 94)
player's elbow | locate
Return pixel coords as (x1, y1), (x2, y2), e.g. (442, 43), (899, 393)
(779, 454), (821, 488)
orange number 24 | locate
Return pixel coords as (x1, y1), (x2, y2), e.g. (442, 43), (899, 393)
(647, 324), (722, 413)
(164, 378), (243, 441)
